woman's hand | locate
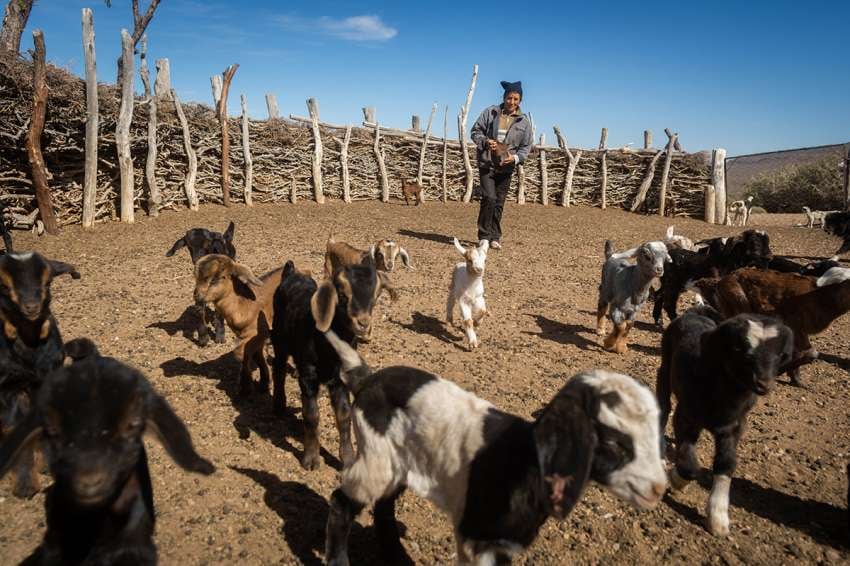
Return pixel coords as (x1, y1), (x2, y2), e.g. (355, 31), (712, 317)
(487, 139), (498, 151)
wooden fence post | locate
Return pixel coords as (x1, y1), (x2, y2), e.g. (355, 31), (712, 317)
(843, 143), (850, 210)
(460, 64), (479, 202)
(290, 175), (297, 204)
(241, 94), (253, 205)
(81, 9), (98, 229)
(442, 104), (448, 202)
(154, 58), (171, 100)
(665, 128), (683, 151)
(658, 131), (678, 217)
(374, 124), (389, 202)
(116, 29), (135, 224)
(630, 149), (664, 212)
(362, 107), (375, 123)
(704, 184), (716, 224)
(416, 103), (437, 190)
(210, 75), (222, 106)
(644, 129), (652, 149)
(600, 150), (608, 209)
(539, 133), (548, 205)
(217, 64), (238, 207)
(517, 164), (526, 204)
(139, 35), (161, 217)
(598, 127), (608, 150)
(712, 148), (727, 224)
(172, 90), (199, 210)
(265, 93), (279, 120)
(553, 126), (580, 208)
(411, 115), (420, 133)
(339, 125), (352, 203)
(307, 97), (324, 203)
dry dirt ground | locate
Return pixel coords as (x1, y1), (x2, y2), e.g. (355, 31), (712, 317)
(1, 203), (848, 565)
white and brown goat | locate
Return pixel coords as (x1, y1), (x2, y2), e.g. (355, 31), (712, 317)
(323, 234), (411, 277)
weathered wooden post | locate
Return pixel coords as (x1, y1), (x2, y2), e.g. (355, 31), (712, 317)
(139, 35), (161, 217)
(116, 29), (135, 224)
(154, 58), (171, 100)
(307, 97), (324, 203)
(712, 148), (727, 224)
(599, 128), (608, 209)
(210, 75), (222, 105)
(216, 64), (238, 207)
(416, 103), (437, 191)
(411, 115), (421, 133)
(553, 126), (581, 208)
(843, 143), (850, 210)
(539, 133), (548, 206)
(172, 90), (199, 210)
(460, 64), (479, 202)
(362, 107), (375, 123)
(598, 127), (608, 150)
(665, 128), (683, 151)
(517, 164), (526, 205)
(442, 105), (448, 202)
(241, 94), (253, 205)
(658, 131), (678, 217)
(339, 125), (352, 203)
(289, 175), (297, 204)
(81, 9), (98, 229)
(630, 149), (664, 212)
(374, 124), (389, 202)
(644, 129), (652, 149)
(704, 184), (716, 224)
(265, 93), (279, 120)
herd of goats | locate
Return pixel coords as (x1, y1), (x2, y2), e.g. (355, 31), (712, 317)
(1, 204), (850, 565)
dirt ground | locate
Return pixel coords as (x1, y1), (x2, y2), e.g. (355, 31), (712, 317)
(0, 202), (848, 565)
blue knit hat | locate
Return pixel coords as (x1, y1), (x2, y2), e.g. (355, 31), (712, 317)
(500, 80), (523, 98)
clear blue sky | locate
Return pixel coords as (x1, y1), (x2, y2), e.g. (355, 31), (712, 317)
(21, 0), (850, 156)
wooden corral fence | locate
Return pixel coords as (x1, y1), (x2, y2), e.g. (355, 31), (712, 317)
(0, 20), (729, 233)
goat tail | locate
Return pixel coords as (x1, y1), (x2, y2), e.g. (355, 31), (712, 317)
(604, 240), (613, 260)
(323, 330), (372, 395)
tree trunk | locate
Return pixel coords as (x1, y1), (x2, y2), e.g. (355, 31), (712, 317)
(307, 97), (324, 203)
(241, 94), (253, 206)
(116, 0), (161, 84)
(265, 93), (279, 119)
(539, 133), (548, 206)
(460, 64), (478, 202)
(217, 64), (238, 207)
(81, 9), (98, 229)
(25, 30), (59, 235)
(442, 105), (448, 202)
(116, 29), (135, 223)
(416, 103), (437, 191)
(704, 184), (716, 224)
(564, 151), (581, 207)
(139, 35), (160, 217)
(172, 90), (199, 210)
(0, 0), (33, 55)
(339, 125), (351, 203)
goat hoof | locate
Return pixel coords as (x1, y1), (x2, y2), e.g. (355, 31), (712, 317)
(12, 481), (38, 499)
(197, 334), (210, 347)
(669, 469), (691, 492)
(708, 513), (730, 537)
(300, 452), (320, 471)
(214, 334), (226, 344)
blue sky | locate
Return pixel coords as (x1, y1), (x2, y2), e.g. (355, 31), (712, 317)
(22, 0), (850, 156)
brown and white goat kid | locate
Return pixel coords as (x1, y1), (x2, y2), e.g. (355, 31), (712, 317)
(193, 255), (283, 396)
(401, 179), (424, 206)
(447, 238), (488, 350)
(324, 234), (411, 278)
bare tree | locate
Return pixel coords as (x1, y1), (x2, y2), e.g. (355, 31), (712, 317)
(115, 0), (162, 83)
(0, 0), (34, 55)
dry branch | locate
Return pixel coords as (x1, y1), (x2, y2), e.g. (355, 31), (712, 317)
(657, 132), (678, 217)
(116, 29), (135, 223)
(140, 35), (160, 216)
(26, 29), (58, 234)
(265, 93), (279, 120)
(460, 64), (478, 202)
(81, 8), (97, 229)
(241, 94), (253, 205)
(217, 63), (238, 206)
(307, 97), (323, 203)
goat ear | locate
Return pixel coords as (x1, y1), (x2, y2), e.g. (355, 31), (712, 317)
(311, 279), (338, 333)
(48, 260), (81, 280)
(377, 272), (399, 303)
(0, 412), (42, 480)
(453, 237), (466, 256)
(165, 237), (187, 257)
(666, 225), (674, 239)
(64, 337), (99, 361)
(223, 221), (235, 242)
(398, 247), (412, 269)
(146, 393), (214, 475)
(369, 244), (377, 260)
(231, 263), (263, 288)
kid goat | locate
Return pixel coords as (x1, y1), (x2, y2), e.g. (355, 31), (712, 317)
(322, 330), (667, 565)
(446, 238), (488, 350)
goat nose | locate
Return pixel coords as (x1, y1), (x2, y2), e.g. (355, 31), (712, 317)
(651, 481), (667, 498)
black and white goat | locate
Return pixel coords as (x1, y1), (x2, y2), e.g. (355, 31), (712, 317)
(270, 258), (396, 470)
(0, 341), (214, 565)
(657, 308), (793, 536)
(322, 330), (667, 565)
(165, 221), (236, 346)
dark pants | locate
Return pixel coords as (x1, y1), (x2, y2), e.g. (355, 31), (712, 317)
(477, 166), (514, 242)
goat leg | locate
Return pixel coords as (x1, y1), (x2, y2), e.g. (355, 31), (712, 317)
(271, 351), (288, 416)
(329, 382), (355, 468)
(671, 413), (701, 491)
(604, 322), (629, 354)
(213, 311), (226, 344)
(195, 303), (211, 347)
(325, 488), (365, 566)
(595, 302), (608, 335)
(300, 384), (321, 470)
(374, 486), (409, 563)
(11, 443), (39, 499)
(252, 347), (270, 393)
(707, 424), (741, 536)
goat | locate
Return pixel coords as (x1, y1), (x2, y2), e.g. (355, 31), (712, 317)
(447, 238), (488, 350)
(658, 309), (793, 536)
(824, 211), (850, 255)
(652, 229), (772, 326)
(663, 225), (696, 251)
(192, 255), (282, 396)
(0, 251), (80, 498)
(801, 206), (837, 229)
(487, 140), (512, 170)
(166, 221), (236, 346)
(0, 198), (12, 253)
(766, 255), (841, 277)
(400, 179), (424, 206)
(324, 233), (411, 277)
(270, 258), (396, 470)
(596, 240), (670, 353)
(0, 342), (214, 565)
(321, 331), (667, 565)
(726, 197), (753, 227)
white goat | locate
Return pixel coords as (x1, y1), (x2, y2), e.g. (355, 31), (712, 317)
(727, 197), (753, 227)
(446, 238), (488, 349)
(663, 225), (696, 251)
(802, 206), (838, 229)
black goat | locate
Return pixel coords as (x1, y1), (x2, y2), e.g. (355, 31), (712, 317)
(0, 251), (80, 498)
(165, 221), (236, 346)
(658, 308), (793, 536)
(766, 255), (841, 277)
(270, 258), (395, 470)
(0, 342), (214, 565)
(824, 212), (850, 256)
(653, 230), (772, 326)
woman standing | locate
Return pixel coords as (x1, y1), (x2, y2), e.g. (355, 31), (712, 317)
(470, 80), (533, 249)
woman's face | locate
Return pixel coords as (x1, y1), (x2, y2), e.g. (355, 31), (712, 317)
(503, 92), (521, 112)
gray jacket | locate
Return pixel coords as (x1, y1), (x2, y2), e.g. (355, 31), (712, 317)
(470, 104), (534, 167)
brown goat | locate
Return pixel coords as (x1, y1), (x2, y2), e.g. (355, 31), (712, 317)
(401, 179), (424, 206)
(324, 234), (411, 278)
(193, 255), (283, 395)
(489, 141), (511, 169)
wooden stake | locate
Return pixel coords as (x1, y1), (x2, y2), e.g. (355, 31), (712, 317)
(81, 9), (98, 229)
(265, 93), (279, 119)
(139, 35), (160, 217)
(116, 29), (135, 224)
(600, 150), (608, 209)
(210, 75), (222, 106)
(704, 184), (716, 223)
(307, 97), (324, 203)
(630, 149), (664, 212)
(374, 124), (389, 202)
(658, 132), (678, 217)
(217, 64), (238, 206)
(289, 175), (297, 204)
(517, 165), (526, 205)
(240, 94), (253, 206)
(553, 126), (579, 208)
(539, 133), (548, 206)
(644, 129), (652, 149)
(26, 29), (58, 234)
(172, 89), (199, 210)
(154, 58), (171, 100)
(362, 107), (375, 123)
(417, 103), (437, 191)
(460, 64), (479, 202)
(665, 128), (683, 151)
(442, 105), (448, 202)
(411, 115), (421, 133)
(339, 125), (352, 203)
(843, 143), (850, 211)
(598, 127), (608, 150)
(712, 148), (727, 224)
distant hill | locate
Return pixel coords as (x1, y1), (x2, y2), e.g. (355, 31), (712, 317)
(726, 144), (846, 199)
